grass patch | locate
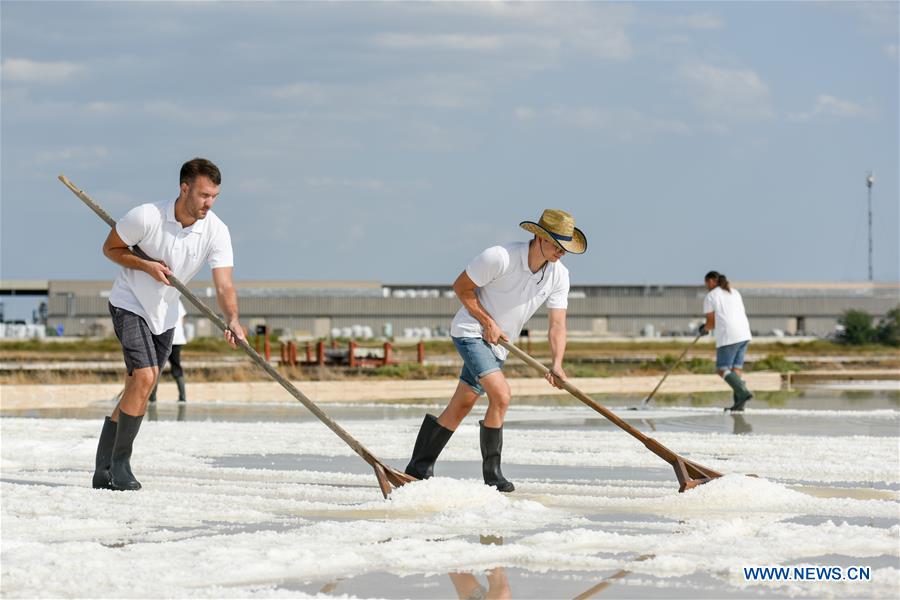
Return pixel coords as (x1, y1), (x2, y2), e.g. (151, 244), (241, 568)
(750, 354), (799, 373)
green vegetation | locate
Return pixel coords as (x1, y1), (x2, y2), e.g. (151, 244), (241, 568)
(876, 307), (900, 347)
(751, 354), (798, 373)
(837, 306), (900, 347)
(838, 309), (877, 345)
(684, 357), (716, 373)
(639, 355), (715, 374)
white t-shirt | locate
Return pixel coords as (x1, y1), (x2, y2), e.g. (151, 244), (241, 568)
(450, 242), (569, 360)
(703, 286), (752, 348)
(108, 200), (233, 335)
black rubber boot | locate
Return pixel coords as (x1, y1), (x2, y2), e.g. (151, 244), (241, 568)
(91, 417), (117, 489)
(175, 375), (186, 403)
(404, 414), (454, 479)
(109, 412), (144, 491)
(480, 420), (514, 493)
(723, 372), (753, 412)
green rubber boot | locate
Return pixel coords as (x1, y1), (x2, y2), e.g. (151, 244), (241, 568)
(723, 372), (753, 412)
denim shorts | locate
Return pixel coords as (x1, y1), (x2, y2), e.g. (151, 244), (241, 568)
(452, 336), (504, 396)
(716, 340), (750, 371)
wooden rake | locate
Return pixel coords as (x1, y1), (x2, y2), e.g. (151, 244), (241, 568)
(58, 174), (415, 498)
(500, 340), (722, 492)
(628, 332), (703, 410)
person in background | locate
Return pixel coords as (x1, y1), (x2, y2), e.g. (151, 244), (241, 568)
(700, 271), (753, 412)
(149, 299), (188, 404)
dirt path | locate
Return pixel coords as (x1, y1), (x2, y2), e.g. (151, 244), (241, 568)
(1, 372), (783, 409)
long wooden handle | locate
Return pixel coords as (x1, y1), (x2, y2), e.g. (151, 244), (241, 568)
(499, 339), (653, 445)
(499, 339), (723, 490)
(58, 174), (389, 470)
(642, 333), (703, 405)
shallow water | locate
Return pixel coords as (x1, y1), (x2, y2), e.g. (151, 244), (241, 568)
(1, 386), (898, 598)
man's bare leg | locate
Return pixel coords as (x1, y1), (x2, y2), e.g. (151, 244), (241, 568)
(480, 371), (511, 428)
(111, 366), (159, 420)
(437, 381), (481, 430)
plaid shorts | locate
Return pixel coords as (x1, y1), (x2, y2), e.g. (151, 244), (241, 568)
(109, 303), (174, 375)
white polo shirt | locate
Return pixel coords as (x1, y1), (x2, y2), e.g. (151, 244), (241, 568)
(450, 242), (569, 360)
(108, 200), (233, 335)
(703, 286), (752, 348)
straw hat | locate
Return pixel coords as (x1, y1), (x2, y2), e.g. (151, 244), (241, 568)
(519, 209), (587, 254)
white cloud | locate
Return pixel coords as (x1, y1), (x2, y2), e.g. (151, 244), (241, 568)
(787, 94), (870, 122)
(672, 13), (724, 30)
(645, 11), (723, 32)
(373, 33), (505, 52)
(237, 179), (275, 195)
(0, 58), (84, 83)
(304, 177), (431, 193)
(305, 177), (386, 192)
(842, 1), (899, 36)
(678, 63), (774, 120)
(33, 146), (109, 166)
(270, 82), (334, 104)
(810, 94), (866, 117)
(514, 105), (690, 141)
(269, 74), (489, 111)
(377, 2), (634, 62)
(85, 101), (122, 114)
(143, 101), (240, 124)
(513, 107), (537, 121)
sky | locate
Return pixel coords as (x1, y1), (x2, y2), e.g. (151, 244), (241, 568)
(2, 1), (898, 297)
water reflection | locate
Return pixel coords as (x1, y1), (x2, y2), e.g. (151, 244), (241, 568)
(449, 568), (510, 600)
(448, 535), (510, 599)
(640, 419), (657, 432)
(146, 403), (187, 422)
(730, 413), (752, 434)
(574, 554), (653, 599)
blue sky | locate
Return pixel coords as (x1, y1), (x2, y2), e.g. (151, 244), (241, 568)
(2, 1), (898, 295)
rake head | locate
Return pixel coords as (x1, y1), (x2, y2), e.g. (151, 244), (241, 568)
(642, 437), (723, 492)
(372, 462), (418, 499)
(673, 455), (723, 492)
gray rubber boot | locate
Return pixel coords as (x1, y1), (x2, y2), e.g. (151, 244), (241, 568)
(175, 375), (186, 403)
(405, 414), (454, 479)
(723, 372), (753, 411)
(91, 417), (117, 489)
(109, 412), (144, 491)
(480, 420), (515, 493)
(148, 384), (158, 404)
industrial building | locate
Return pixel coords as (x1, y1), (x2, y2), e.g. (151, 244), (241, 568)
(2, 279), (897, 340)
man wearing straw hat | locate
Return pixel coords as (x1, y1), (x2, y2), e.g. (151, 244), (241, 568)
(405, 209), (586, 492)
(91, 157), (245, 491)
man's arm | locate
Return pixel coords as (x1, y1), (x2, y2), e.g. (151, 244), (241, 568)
(102, 228), (172, 285)
(547, 308), (567, 389)
(452, 270), (507, 344)
(212, 267), (245, 348)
